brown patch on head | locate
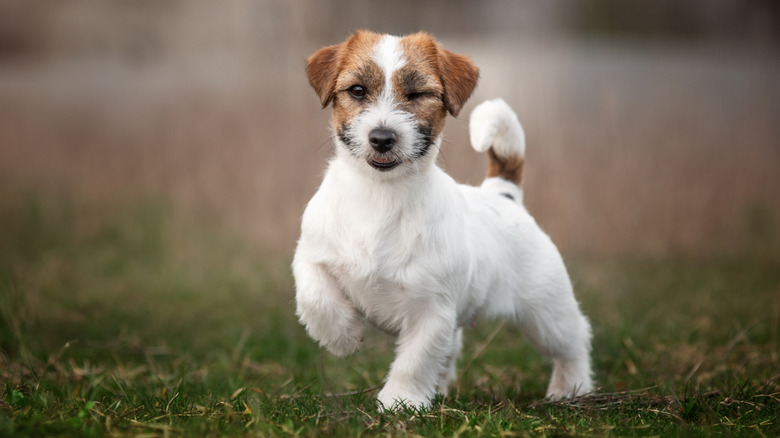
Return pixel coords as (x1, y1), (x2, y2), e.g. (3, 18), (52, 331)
(306, 30), (383, 108)
(398, 32), (479, 118)
(306, 31), (387, 133)
(308, 31), (478, 117)
(395, 33), (449, 139)
(307, 31), (479, 157)
(487, 148), (524, 186)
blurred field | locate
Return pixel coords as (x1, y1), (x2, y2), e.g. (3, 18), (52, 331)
(1, 192), (778, 435)
(1, 3), (778, 258)
(1, 2), (780, 436)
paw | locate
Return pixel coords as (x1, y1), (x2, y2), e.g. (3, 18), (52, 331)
(437, 359), (458, 397)
(377, 384), (431, 412)
(321, 318), (364, 357)
(298, 303), (364, 357)
(546, 378), (593, 400)
(437, 369), (456, 397)
(546, 357), (593, 399)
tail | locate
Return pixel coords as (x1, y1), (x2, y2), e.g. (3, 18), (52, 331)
(469, 98), (526, 186)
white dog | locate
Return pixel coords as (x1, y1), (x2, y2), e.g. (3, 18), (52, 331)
(293, 31), (593, 410)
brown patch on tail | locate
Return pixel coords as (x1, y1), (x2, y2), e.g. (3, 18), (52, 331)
(487, 148), (524, 186)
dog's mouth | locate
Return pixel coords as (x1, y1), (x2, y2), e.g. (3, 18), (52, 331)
(367, 156), (401, 171)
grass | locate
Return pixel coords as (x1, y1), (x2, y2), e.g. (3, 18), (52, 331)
(1, 190), (778, 437)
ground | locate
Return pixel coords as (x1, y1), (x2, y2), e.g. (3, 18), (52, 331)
(1, 192), (778, 437)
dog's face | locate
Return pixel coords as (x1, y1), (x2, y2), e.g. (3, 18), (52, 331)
(307, 31), (479, 175)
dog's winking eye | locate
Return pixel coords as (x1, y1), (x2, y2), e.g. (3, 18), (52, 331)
(406, 91), (434, 102)
(348, 85), (366, 100)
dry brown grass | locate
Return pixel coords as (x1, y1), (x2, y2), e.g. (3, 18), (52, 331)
(1, 34), (778, 259)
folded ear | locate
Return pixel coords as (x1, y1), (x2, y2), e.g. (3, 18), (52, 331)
(438, 49), (479, 117)
(306, 43), (342, 108)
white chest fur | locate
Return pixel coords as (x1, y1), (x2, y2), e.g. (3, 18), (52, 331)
(297, 159), (474, 334)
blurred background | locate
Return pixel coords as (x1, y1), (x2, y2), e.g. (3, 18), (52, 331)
(1, 0), (779, 259)
(2, 4), (780, 432)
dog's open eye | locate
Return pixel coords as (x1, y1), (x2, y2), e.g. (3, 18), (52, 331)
(348, 85), (366, 100)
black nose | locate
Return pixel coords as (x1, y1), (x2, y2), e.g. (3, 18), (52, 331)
(368, 128), (397, 153)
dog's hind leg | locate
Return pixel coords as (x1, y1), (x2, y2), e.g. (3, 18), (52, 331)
(437, 327), (463, 396)
(515, 295), (593, 399)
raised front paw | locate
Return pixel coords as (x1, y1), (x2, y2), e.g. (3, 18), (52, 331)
(297, 302), (364, 357)
(321, 318), (364, 357)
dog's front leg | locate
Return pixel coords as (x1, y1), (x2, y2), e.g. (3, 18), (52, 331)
(293, 258), (364, 357)
(378, 310), (456, 410)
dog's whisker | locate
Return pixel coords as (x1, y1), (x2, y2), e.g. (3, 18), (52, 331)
(316, 135), (338, 151)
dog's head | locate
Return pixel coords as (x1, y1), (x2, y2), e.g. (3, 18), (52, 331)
(307, 31), (479, 175)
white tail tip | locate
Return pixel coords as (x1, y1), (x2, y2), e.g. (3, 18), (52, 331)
(469, 98), (525, 158)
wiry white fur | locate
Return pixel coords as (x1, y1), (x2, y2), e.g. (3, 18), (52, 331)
(294, 43), (593, 411)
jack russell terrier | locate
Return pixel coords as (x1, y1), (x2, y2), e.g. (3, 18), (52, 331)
(293, 30), (593, 410)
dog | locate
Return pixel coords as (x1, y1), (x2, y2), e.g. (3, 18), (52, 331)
(293, 30), (593, 410)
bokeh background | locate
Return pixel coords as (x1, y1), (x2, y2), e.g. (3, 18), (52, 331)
(2, 0), (778, 260)
(1, 2), (780, 434)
